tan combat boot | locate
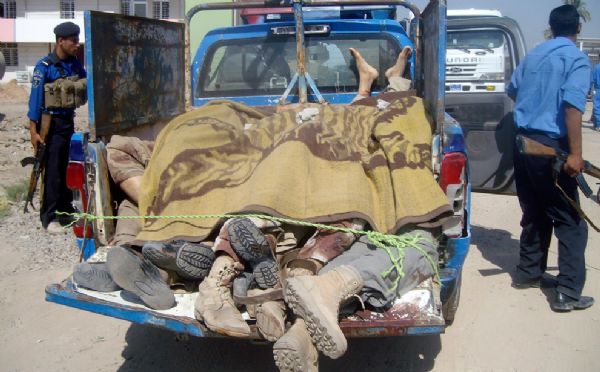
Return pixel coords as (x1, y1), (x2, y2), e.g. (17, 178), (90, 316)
(194, 255), (251, 337)
(284, 265), (363, 359)
(256, 300), (286, 341)
(273, 318), (318, 372)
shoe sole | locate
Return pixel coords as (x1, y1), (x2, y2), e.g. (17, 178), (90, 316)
(73, 263), (120, 292)
(227, 218), (271, 265)
(253, 260), (280, 289)
(511, 281), (541, 290)
(284, 278), (346, 359)
(107, 247), (175, 310)
(176, 243), (216, 280)
(142, 243), (179, 272)
(273, 319), (318, 372)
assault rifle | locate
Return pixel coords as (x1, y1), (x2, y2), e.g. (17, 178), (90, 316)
(516, 134), (600, 200)
(21, 113), (51, 213)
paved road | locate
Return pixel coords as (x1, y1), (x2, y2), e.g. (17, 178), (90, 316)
(1, 112), (599, 372)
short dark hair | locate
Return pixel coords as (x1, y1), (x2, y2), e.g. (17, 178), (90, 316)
(549, 4), (580, 37)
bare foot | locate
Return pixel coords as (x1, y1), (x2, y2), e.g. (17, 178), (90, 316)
(349, 47), (378, 97)
(385, 46), (413, 80)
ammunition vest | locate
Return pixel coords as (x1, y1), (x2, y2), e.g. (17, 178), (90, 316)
(44, 77), (87, 109)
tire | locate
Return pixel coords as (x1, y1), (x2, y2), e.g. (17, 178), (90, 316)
(442, 270), (462, 325)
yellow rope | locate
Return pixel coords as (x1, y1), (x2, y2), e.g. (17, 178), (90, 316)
(57, 211), (439, 289)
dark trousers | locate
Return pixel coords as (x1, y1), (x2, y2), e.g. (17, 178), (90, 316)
(40, 116), (75, 228)
(513, 133), (588, 300)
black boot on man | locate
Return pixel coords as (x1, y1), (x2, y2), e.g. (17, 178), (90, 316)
(551, 291), (594, 312)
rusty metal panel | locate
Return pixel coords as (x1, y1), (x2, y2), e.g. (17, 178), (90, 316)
(421, 0), (446, 133)
(84, 11), (185, 139)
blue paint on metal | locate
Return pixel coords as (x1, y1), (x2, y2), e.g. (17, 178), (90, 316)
(76, 238), (96, 260)
(191, 19), (413, 107)
(406, 326), (445, 335)
(45, 284), (205, 337)
(69, 132), (85, 162)
(84, 12), (96, 139)
(443, 119), (466, 153)
(195, 91), (378, 107)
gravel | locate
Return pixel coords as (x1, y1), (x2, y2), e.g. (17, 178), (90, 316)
(0, 100), (81, 276)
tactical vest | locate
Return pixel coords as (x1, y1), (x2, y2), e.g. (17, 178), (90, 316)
(44, 76), (87, 109)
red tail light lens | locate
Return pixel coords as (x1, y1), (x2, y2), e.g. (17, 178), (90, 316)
(439, 152), (466, 193)
(66, 161), (92, 238)
(66, 162), (85, 190)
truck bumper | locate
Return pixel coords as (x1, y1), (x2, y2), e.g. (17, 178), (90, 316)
(46, 276), (445, 339)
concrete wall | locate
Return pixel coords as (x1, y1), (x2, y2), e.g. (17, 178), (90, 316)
(2, 42), (50, 82)
(1, 0), (184, 84)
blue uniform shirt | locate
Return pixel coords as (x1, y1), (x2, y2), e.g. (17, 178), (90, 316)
(507, 37), (591, 138)
(592, 64), (600, 126)
(27, 52), (87, 123)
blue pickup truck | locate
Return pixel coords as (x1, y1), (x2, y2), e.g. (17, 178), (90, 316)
(45, 0), (523, 341)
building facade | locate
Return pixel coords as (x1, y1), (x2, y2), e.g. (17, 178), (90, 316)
(0, 0), (184, 84)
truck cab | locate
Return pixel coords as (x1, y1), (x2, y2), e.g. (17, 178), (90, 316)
(44, 0), (524, 342)
(446, 9), (505, 94)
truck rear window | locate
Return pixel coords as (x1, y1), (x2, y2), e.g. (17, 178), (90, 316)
(196, 35), (402, 98)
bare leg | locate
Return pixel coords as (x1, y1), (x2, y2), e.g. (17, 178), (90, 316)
(385, 46), (412, 80)
(119, 175), (142, 205)
(349, 48), (378, 97)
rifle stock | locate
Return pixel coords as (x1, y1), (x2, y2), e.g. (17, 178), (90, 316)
(22, 113), (51, 213)
(516, 135), (559, 158)
(518, 134), (600, 180)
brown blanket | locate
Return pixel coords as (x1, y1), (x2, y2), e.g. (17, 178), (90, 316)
(136, 92), (452, 242)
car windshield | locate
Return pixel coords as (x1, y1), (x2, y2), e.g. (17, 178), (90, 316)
(447, 30), (504, 50)
(196, 34), (402, 98)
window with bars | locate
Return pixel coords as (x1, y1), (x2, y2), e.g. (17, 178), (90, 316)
(60, 0), (75, 19)
(0, 43), (18, 66)
(152, 1), (170, 19)
(1, 1), (17, 18)
(121, 0), (148, 17)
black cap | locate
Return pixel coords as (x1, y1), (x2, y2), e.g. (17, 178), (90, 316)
(54, 22), (80, 38)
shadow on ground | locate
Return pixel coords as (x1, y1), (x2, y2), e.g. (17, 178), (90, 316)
(470, 224), (521, 278)
(117, 324), (442, 372)
(470, 224), (558, 285)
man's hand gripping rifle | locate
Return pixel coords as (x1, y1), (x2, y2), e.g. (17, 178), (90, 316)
(21, 113), (51, 213)
(516, 134), (600, 202)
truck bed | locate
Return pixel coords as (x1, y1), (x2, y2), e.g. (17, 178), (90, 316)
(46, 276), (445, 339)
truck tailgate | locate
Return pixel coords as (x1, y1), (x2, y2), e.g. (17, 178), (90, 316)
(46, 277), (445, 338)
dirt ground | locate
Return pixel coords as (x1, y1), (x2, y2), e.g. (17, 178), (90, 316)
(0, 97), (599, 372)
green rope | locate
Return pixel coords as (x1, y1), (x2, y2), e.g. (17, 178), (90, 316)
(56, 211), (439, 289)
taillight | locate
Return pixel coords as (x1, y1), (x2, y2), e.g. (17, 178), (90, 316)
(439, 152), (466, 193)
(66, 162), (85, 191)
(440, 152), (467, 237)
(66, 160), (92, 238)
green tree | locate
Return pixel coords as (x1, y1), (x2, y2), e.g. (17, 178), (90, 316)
(544, 0), (592, 39)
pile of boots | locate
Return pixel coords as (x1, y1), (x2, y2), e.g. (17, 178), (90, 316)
(194, 217), (285, 338)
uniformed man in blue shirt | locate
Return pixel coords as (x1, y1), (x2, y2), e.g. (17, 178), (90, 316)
(507, 5), (593, 312)
(592, 63), (600, 130)
(27, 22), (87, 233)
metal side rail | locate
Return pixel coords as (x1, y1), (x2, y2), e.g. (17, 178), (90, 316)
(46, 277), (445, 339)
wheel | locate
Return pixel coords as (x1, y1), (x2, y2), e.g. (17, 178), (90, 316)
(442, 270), (462, 325)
